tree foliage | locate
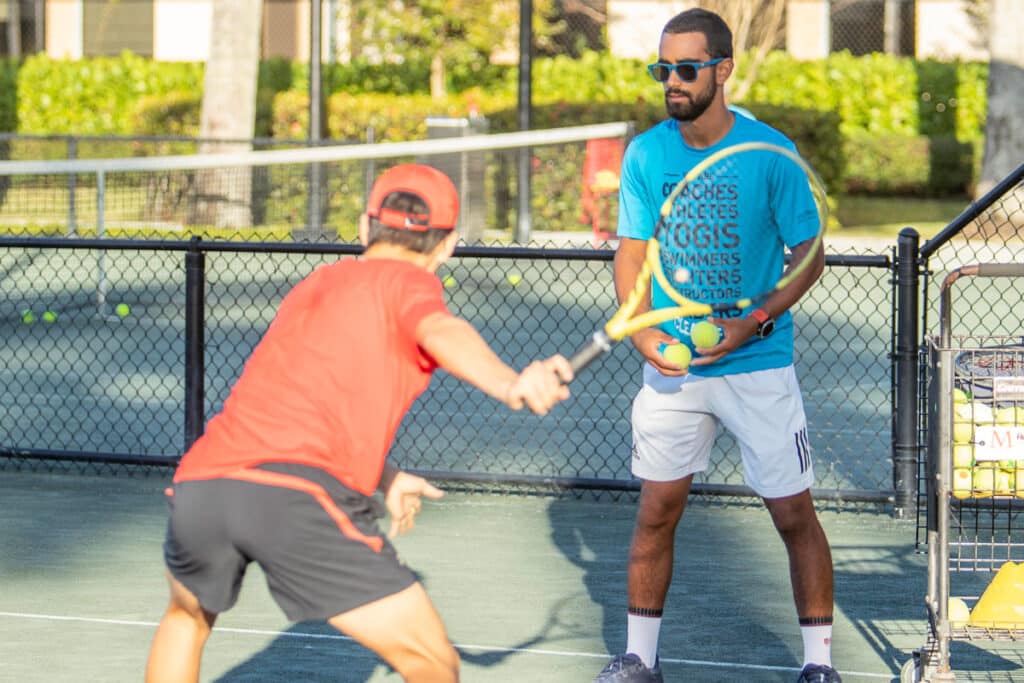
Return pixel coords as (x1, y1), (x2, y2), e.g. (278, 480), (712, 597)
(348, 0), (560, 99)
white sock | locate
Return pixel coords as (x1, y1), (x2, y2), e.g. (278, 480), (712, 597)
(626, 613), (661, 669)
(801, 624), (833, 667)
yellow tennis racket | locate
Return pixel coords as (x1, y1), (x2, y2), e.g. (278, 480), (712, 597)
(570, 141), (829, 374)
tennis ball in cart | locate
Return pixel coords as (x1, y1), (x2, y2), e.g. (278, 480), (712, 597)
(995, 469), (1013, 495)
(690, 320), (721, 348)
(952, 420), (973, 444)
(952, 443), (974, 468)
(952, 387), (970, 405)
(995, 405), (1018, 425)
(952, 468), (972, 499)
(948, 597), (970, 628)
(956, 400), (994, 424)
(661, 343), (692, 368)
(973, 465), (996, 495)
(115, 303), (131, 318)
(20, 309), (34, 324)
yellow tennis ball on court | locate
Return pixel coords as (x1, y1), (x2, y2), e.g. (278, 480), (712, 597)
(662, 343), (691, 368)
(691, 321), (722, 348)
(442, 275), (457, 289)
(115, 303), (130, 318)
(21, 309), (34, 324)
(507, 272), (522, 286)
(43, 310), (58, 323)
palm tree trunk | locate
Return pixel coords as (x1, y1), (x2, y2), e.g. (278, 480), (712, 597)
(191, 0), (263, 229)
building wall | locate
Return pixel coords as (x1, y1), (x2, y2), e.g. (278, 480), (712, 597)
(786, 0), (830, 60)
(154, 1), (211, 61)
(83, 0), (153, 57)
(45, 0), (83, 59)
(916, 0), (986, 60)
(606, 0), (691, 61)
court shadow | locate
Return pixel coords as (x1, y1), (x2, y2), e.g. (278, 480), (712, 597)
(546, 494), (801, 679)
(211, 622), (385, 682)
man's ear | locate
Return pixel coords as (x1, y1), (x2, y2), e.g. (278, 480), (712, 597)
(358, 214), (370, 247)
(716, 58), (734, 85)
(428, 230), (459, 271)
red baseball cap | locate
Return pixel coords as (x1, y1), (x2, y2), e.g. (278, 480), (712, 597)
(366, 164), (459, 231)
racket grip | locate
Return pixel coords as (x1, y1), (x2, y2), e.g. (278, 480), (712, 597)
(569, 331), (614, 376)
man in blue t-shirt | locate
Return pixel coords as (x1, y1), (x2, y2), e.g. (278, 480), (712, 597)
(594, 8), (840, 683)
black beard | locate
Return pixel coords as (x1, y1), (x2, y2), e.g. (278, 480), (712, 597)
(665, 78), (717, 122)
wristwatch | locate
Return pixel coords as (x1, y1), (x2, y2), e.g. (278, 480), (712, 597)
(750, 308), (775, 339)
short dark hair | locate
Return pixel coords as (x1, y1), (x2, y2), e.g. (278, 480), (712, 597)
(366, 190), (453, 253)
(663, 8), (733, 59)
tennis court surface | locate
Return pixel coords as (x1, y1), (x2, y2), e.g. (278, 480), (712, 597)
(3, 469), (1023, 682)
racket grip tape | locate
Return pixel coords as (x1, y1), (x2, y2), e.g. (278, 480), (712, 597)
(569, 331), (614, 376)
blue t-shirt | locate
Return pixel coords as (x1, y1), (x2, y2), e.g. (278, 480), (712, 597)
(616, 115), (820, 377)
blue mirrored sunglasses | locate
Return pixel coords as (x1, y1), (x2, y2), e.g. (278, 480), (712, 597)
(647, 58), (724, 83)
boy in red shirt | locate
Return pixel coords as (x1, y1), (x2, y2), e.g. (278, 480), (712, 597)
(145, 164), (573, 683)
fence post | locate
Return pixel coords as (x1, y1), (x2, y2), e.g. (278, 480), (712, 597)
(184, 238), (206, 455)
(892, 227), (920, 519)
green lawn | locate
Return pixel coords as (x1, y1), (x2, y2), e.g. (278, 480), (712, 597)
(833, 194), (970, 239)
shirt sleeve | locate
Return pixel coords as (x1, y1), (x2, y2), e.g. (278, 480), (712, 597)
(770, 143), (823, 249)
(395, 269), (452, 368)
(616, 139), (657, 240)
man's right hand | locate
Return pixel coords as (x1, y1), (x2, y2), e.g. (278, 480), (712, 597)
(632, 328), (688, 376)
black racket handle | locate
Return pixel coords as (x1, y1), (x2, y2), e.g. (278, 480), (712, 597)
(569, 331), (614, 376)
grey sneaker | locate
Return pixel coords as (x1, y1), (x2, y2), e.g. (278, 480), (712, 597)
(593, 653), (663, 682)
(796, 663), (842, 682)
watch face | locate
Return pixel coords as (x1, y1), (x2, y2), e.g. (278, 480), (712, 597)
(758, 319), (775, 338)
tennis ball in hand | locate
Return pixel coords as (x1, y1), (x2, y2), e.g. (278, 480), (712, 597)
(115, 303), (131, 318)
(20, 309), (34, 324)
(42, 310), (57, 323)
(661, 343), (692, 368)
(691, 321), (722, 348)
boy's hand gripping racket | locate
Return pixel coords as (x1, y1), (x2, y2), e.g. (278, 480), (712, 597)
(569, 141), (829, 374)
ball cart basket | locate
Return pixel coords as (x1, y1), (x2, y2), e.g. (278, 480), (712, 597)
(904, 263), (1024, 682)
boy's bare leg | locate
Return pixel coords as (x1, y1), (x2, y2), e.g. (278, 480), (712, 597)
(145, 572), (217, 683)
(329, 582), (460, 683)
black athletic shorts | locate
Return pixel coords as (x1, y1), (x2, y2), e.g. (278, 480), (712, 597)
(163, 462), (417, 622)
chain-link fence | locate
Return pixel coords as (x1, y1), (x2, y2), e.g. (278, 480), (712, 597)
(0, 236), (895, 504)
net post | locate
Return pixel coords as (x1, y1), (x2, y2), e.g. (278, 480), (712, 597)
(892, 227), (920, 519)
(184, 237), (207, 454)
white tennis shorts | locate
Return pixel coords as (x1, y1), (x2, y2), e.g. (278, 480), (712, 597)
(631, 363), (814, 498)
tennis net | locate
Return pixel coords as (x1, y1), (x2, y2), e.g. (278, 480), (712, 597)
(0, 121), (632, 245)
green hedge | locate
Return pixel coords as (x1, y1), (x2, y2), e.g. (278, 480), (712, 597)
(843, 132), (976, 196)
(3, 50), (990, 199)
(15, 52), (202, 135)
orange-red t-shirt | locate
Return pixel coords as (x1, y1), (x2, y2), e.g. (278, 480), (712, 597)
(174, 258), (451, 495)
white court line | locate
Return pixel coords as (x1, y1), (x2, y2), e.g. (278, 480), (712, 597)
(0, 610), (892, 679)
